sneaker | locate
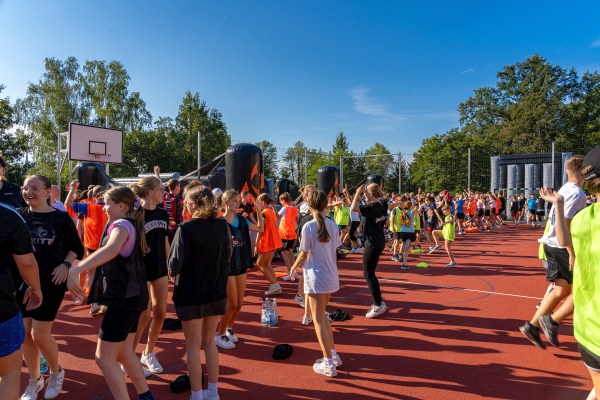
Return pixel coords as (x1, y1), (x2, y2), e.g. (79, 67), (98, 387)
(357, 247), (364, 253)
(141, 352), (164, 374)
(89, 303), (101, 316)
(21, 376), (44, 400)
(214, 334), (236, 350)
(349, 248), (357, 254)
(519, 322), (546, 350)
(366, 302), (387, 318)
(293, 294), (305, 308)
(120, 363), (152, 378)
(225, 328), (239, 343)
(313, 359), (337, 377)
(325, 312), (333, 322)
(315, 353), (343, 367)
(432, 244), (442, 251)
(446, 262), (457, 267)
(73, 298), (82, 306)
(202, 389), (220, 400)
(44, 367), (65, 399)
(301, 316), (313, 325)
(401, 264), (410, 270)
(391, 254), (399, 262)
(539, 314), (561, 347)
(282, 274), (291, 281)
(264, 283), (282, 296)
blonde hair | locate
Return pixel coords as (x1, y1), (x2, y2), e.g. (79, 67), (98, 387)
(367, 183), (384, 199)
(222, 189), (240, 204)
(130, 176), (161, 199)
(105, 186), (150, 256)
(186, 186), (218, 219)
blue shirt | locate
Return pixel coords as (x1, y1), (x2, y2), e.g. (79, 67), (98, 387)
(527, 198), (536, 210)
(455, 200), (464, 214)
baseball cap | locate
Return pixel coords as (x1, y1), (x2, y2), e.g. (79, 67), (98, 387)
(582, 145), (600, 181)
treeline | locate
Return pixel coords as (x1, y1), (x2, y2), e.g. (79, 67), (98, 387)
(2, 54), (599, 192)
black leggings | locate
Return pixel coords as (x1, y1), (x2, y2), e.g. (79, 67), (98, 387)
(349, 221), (360, 242)
(363, 245), (384, 306)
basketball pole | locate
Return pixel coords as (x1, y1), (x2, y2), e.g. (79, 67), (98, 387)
(197, 129), (201, 180)
(57, 131), (61, 198)
(105, 116), (110, 175)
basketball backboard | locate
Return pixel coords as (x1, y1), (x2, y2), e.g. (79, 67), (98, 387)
(68, 123), (123, 164)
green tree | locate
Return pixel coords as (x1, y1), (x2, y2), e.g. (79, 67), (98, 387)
(0, 85), (29, 182)
(256, 140), (278, 178)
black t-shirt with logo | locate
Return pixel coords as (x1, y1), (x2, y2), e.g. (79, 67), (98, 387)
(18, 208), (84, 287)
(143, 207), (170, 281)
(0, 203), (34, 322)
(359, 200), (388, 250)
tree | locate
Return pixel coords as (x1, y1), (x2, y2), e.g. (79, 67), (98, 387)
(256, 140), (278, 177)
(0, 85), (29, 182)
(282, 141), (307, 184)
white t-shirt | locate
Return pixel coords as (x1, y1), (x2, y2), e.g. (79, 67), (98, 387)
(350, 209), (360, 222)
(539, 182), (587, 249)
(52, 199), (67, 212)
(299, 217), (342, 294)
(299, 202), (310, 215)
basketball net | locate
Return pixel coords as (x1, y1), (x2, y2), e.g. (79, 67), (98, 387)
(92, 153), (111, 172)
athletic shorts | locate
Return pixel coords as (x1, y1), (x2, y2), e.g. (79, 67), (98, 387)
(426, 226), (433, 233)
(494, 209), (502, 216)
(544, 244), (572, 284)
(281, 239), (295, 251)
(337, 225), (348, 231)
(484, 210), (491, 216)
(579, 343), (600, 372)
(99, 306), (143, 343)
(511, 212), (518, 219)
(477, 210), (484, 217)
(146, 264), (168, 282)
(392, 232), (402, 240)
(0, 312), (25, 357)
(536, 211), (545, 217)
(528, 209), (536, 215)
(399, 232), (416, 243)
(456, 213), (465, 220)
(17, 281), (66, 322)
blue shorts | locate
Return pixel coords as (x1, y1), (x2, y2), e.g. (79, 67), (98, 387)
(0, 312), (25, 357)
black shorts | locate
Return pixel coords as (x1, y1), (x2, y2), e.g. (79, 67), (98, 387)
(146, 264), (168, 282)
(17, 281), (66, 322)
(544, 244), (572, 284)
(99, 306), (142, 342)
(528, 209), (536, 215)
(399, 232), (416, 243)
(494, 209), (502, 216)
(392, 232), (401, 240)
(484, 210), (491, 216)
(456, 213), (465, 220)
(536, 211), (545, 217)
(579, 343), (600, 372)
(281, 239), (295, 251)
(477, 210), (484, 217)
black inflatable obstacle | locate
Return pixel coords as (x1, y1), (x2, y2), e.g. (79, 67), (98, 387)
(366, 174), (385, 190)
(225, 143), (264, 197)
(317, 166), (339, 199)
(275, 178), (301, 203)
(75, 162), (119, 189)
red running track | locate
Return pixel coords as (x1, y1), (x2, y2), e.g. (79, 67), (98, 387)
(21, 224), (593, 399)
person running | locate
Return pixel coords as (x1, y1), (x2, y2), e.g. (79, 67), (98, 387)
(351, 183), (388, 318)
(454, 194), (465, 234)
(541, 145), (600, 399)
(130, 176), (170, 376)
(256, 193), (284, 296)
(67, 187), (156, 400)
(0, 155), (26, 208)
(215, 189), (264, 350)
(17, 175), (84, 400)
(397, 200), (417, 270)
(0, 202), (43, 400)
(168, 186), (232, 400)
(290, 190), (342, 377)
(278, 192), (299, 281)
(519, 155), (586, 349)
(431, 205), (457, 267)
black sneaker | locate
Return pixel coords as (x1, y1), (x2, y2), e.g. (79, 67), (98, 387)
(519, 322), (546, 350)
(539, 315), (560, 347)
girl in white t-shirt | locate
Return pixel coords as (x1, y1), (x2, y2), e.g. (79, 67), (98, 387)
(290, 190), (341, 378)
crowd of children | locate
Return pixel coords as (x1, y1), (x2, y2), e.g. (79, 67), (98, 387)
(1, 148), (599, 399)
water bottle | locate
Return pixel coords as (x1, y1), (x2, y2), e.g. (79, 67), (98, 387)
(40, 355), (49, 374)
(267, 309), (275, 327)
(272, 298), (278, 325)
(261, 307), (268, 326)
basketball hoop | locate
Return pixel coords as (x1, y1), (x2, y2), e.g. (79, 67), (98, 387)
(92, 153), (112, 166)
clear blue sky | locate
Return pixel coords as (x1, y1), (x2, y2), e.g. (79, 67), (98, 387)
(1, 0), (599, 155)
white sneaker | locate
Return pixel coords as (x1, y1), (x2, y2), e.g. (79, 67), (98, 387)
(301, 316), (313, 325)
(215, 334), (236, 349)
(120, 363), (152, 378)
(293, 294), (305, 307)
(446, 262), (457, 268)
(202, 389), (220, 400)
(366, 302), (387, 318)
(21, 376), (44, 400)
(140, 351), (163, 374)
(313, 359), (337, 377)
(44, 367), (65, 399)
(225, 328), (238, 343)
(264, 283), (282, 296)
(315, 353), (343, 367)
(282, 274), (291, 281)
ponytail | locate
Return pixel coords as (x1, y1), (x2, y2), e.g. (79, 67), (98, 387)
(308, 190), (330, 243)
(133, 206), (150, 256)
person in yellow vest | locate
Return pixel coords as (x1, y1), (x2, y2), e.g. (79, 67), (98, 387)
(432, 205), (457, 267)
(333, 197), (351, 246)
(278, 192), (299, 281)
(389, 198), (405, 263)
(541, 145), (600, 400)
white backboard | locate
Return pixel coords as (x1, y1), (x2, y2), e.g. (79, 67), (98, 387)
(69, 123), (123, 164)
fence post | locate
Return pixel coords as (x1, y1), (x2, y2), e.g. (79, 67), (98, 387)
(339, 156), (344, 193)
(304, 148), (308, 185)
(551, 142), (555, 189)
(197, 129), (202, 180)
(467, 148), (471, 193)
(398, 153), (402, 193)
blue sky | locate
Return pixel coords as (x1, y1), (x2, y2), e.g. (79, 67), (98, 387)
(1, 0), (599, 156)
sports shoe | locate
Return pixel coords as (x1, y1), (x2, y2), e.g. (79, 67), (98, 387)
(202, 389), (220, 400)
(264, 283), (282, 296)
(293, 294), (305, 308)
(89, 303), (102, 316)
(315, 353), (343, 367)
(391, 254), (399, 262)
(225, 328), (239, 343)
(446, 262), (457, 267)
(401, 264), (410, 270)
(282, 274), (291, 281)
(432, 244), (442, 251)
(44, 367), (65, 399)
(519, 322), (546, 350)
(313, 359), (337, 377)
(356, 247), (364, 253)
(349, 248), (357, 254)
(366, 302), (387, 318)
(141, 352), (164, 374)
(301, 316), (312, 325)
(539, 314), (561, 347)
(120, 363), (152, 378)
(21, 376), (44, 400)
(214, 334), (236, 349)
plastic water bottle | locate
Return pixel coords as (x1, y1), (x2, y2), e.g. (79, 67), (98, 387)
(272, 298), (278, 325)
(261, 307), (268, 326)
(40, 355), (49, 374)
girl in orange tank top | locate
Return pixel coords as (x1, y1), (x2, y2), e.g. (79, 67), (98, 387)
(256, 194), (283, 296)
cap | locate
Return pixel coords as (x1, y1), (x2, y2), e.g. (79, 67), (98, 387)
(272, 344), (294, 360)
(212, 188), (223, 196)
(582, 145), (600, 181)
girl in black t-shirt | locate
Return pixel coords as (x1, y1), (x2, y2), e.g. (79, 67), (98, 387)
(18, 175), (84, 400)
(130, 175), (170, 375)
(351, 183), (389, 319)
(215, 189), (264, 350)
